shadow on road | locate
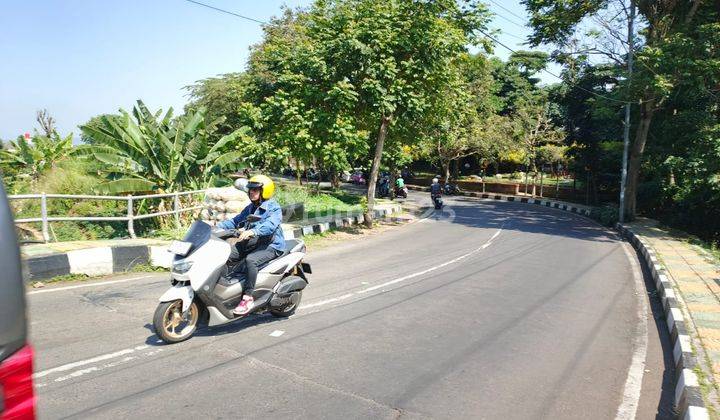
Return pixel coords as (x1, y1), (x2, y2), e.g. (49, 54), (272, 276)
(425, 195), (616, 244)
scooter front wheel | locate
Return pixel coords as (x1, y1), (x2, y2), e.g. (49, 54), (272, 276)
(153, 300), (199, 344)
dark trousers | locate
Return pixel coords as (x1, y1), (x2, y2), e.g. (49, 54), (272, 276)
(228, 236), (282, 294)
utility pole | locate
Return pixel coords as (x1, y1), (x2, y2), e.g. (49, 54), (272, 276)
(619, 0), (635, 223)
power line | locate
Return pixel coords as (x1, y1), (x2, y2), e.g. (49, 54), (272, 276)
(491, 10), (527, 30)
(477, 27), (632, 104)
(183, 0), (633, 105)
(495, 29), (526, 42)
(181, 0), (268, 25)
(487, 0), (527, 21)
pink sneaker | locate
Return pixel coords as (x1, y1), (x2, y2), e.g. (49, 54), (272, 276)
(233, 295), (254, 315)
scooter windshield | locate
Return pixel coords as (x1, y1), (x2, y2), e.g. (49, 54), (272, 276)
(176, 220), (211, 259)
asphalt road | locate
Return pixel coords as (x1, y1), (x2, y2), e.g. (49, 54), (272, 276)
(28, 193), (674, 419)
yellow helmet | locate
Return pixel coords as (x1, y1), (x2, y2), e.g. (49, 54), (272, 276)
(247, 174), (275, 200)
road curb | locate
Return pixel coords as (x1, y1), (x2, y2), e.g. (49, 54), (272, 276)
(617, 224), (710, 420)
(23, 204), (403, 281)
(406, 185), (593, 216)
(406, 184), (707, 419)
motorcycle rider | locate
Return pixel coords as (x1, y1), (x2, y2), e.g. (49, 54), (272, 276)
(395, 174), (407, 197)
(395, 174), (405, 190)
(430, 177), (442, 206)
(217, 175), (286, 315)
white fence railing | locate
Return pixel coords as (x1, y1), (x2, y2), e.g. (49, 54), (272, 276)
(9, 190), (207, 242)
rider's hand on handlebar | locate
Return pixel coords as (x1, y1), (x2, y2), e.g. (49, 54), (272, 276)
(238, 229), (256, 241)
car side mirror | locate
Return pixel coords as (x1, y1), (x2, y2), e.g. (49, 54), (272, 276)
(234, 178), (248, 192)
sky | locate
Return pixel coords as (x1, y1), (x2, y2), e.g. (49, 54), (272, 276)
(0, 0), (559, 141)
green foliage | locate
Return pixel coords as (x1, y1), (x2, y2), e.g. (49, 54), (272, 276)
(10, 158), (129, 241)
(0, 131), (76, 190)
(79, 100), (249, 194)
(590, 204), (619, 227)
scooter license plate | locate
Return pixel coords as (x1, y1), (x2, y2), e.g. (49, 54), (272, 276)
(168, 240), (192, 256)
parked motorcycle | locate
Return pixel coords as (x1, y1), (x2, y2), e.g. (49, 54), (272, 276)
(443, 183), (461, 195)
(153, 217), (311, 343)
(376, 176), (391, 198)
(349, 171), (366, 185)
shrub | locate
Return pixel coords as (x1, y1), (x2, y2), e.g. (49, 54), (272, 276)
(590, 204), (619, 227)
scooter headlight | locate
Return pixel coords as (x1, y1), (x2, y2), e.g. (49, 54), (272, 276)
(172, 259), (194, 274)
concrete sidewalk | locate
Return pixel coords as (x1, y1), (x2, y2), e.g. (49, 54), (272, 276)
(627, 218), (720, 410)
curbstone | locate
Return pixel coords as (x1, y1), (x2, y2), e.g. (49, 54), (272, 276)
(617, 222), (710, 420)
(67, 247), (113, 277)
(112, 245), (150, 272)
(24, 253), (70, 281)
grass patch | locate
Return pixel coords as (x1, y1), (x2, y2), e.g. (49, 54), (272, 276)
(42, 273), (91, 284)
(276, 185), (363, 220)
(127, 263), (168, 273)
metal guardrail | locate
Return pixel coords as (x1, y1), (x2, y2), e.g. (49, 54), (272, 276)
(8, 190), (207, 242)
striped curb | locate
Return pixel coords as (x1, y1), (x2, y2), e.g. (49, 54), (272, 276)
(406, 185), (592, 216)
(408, 183), (709, 418)
(23, 204), (403, 281)
(617, 224), (709, 420)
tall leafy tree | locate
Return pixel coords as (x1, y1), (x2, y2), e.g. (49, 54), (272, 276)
(523, 0), (720, 217)
(302, 0), (491, 224)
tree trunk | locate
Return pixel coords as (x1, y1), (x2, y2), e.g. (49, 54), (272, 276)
(295, 160), (302, 185)
(625, 98), (656, 218)
(443, 161), (451, 185)
(364, 115), (391, 227)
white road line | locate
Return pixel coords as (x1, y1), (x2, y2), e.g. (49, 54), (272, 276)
(301, 293), (355, 310)
(615, 242), (649, 420)
(33, 345), (149, 379)
(27, 275), (155, 295)
(269, 330), (285, 337)
(300, 224), (503, 309)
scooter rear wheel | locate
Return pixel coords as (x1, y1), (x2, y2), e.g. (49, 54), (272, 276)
(270, 291), (302, 318)
(153, 300), (199, 343)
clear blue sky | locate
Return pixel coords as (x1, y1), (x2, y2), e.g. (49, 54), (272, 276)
(0, 0), (557, 140)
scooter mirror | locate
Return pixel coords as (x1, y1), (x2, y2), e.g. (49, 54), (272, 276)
(234, 178), (249, 192)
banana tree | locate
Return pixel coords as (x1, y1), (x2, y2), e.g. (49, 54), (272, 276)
(79, 100), (248, 194)
(0, 131), (75, 183)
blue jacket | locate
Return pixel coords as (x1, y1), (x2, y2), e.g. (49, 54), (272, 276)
(218, 199), (286, 252)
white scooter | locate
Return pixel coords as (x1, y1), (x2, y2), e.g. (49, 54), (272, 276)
(153, 215), (310, 344)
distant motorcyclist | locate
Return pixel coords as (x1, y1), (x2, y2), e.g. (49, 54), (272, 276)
(430, 177), (443, 209)
(430, 177), (442, 196)
(394, 175), (407, 198)
(217, 175), (285, 315)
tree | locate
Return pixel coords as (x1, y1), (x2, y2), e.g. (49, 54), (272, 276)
(185, 73), (258, 137)
(523, 0), (720, 217)
(303, 0), (491, 225)
(512, 102), (564, 174)
(78, 100), (248, 194)
(80, 114), (122, 144)
(36, 109), (56, 138)
(551, 63), (624, 204)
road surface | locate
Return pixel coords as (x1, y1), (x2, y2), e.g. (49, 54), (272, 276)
(28, 193), (674, 419)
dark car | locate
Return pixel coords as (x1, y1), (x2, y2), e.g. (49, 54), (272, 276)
(0, 182), (36, 418)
